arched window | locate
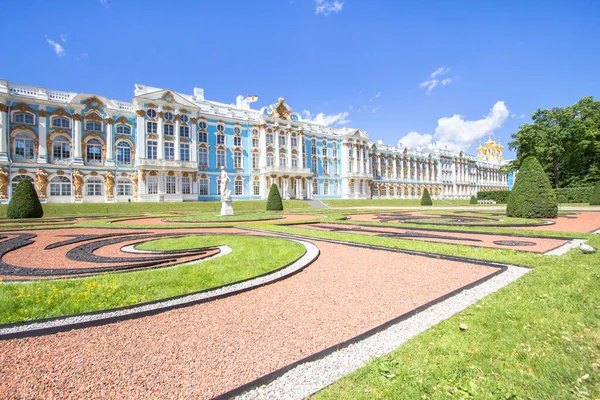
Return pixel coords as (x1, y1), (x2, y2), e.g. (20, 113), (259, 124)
(52, 135), (71, 162)
(324, 180), (329, 195)
(216, 132), (225, 145)
(234, 151), (242, 169)
(198, 131), (208, 143)
(278, 133), (286, 147)
(13, 112), (34, 124)
(180, 143), (190, 161)
(234, 177), (243, 195)
(279, 153), (286, 167)
(52, 117), (70, 128)
(164, 122), (174, 136)
(86, 138), (102, 163)
(116, 125), (130, 135)
(252, 137), (259, 148)
(311, 157), (318, 174)
(11, 175), (33, 193)
(233, 135), (242, 147)
(267, 153), (274, 167)
(198, 147), (208, 167)
(116, 141), (131, 164)
(50, 176), (71, 196)
(199, 176), (209, 195)
(85, 121), (102, 132)
(117, 178), (132, 196)
(312, 179), (319, 195)
(266, 132), (274, 145)
(252, 153), (259, 169)
(179, 125), (190, 138)
(86, 178), (103, 196)
(291, 135), (298, 148)
(181, 175), (191, 194)
(216, 149), (226, 168)
(291, 156), (298, 168)
(13, 132), (35, 160)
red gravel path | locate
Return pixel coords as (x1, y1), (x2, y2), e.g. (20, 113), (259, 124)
(292, 223), (569, 253)
(112, 214), (323, 225)
(514, 212), (600, 233)
(0, 232), (498, 399)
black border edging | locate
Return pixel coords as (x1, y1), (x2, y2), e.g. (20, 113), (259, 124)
(212, 242), (512, 400)
(0, 236), (315, 340)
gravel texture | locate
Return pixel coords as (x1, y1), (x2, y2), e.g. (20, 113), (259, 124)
(112, 214), (323, 226)
(514, 212), (600, 232)
(0, 234), (497, 399)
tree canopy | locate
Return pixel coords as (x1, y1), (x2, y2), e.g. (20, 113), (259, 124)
(508, 96), (600, 188)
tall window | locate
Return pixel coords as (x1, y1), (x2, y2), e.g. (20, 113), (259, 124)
(11, 175), (33, 193)
(198, 131), (208, 143)
(52, 136), (70, 161)
(147, 176), (158, 194)
(179, 125), (189, 138)
(116, 141), (131, 164)
(292, 156), (298, 168)
(181, 177), (191, 194)
(333, 162), (338, 175)
(332, 147), (338, 158)
(216, 149), (226, 168)
(266, 133), (274, 145)
(166, 176), (176, 194)
(312, 179), (318, 195)
(164, 123), (174, 136)
(180, 143), (190, 162)
(323, 161), (328, 175)
(252, 153), (259, 169)
(86, 178), (103, 196)
(50, 176), (71, 196)
(198, 148), (208, 167)
(324, 181), (329, 195)
(147, 121), (157, 134)
(164, 142), (175, 160)
(334, 181), (339, 195)
(14, 133), (35, 160)
(199, 178), (209, 195)
(117, 179), (132, 196)
(86, 138), (102, 163)
(279, 135), (286, 147)
(279, 154), (286, 167)
(116, 125), (130, 135)
(13, 112), (34, 124)
(291, 136), (297, 147)
(267, 153), (274, 167)
(234, 179), (243, 195)
(216, 133), (225, 145)
(85, 121), (102, 132)
(52, 117), (70, 128)
(234, 136), (242, 147)
(252, 137), (259, 148)
(147, 140), (157, 160)
(234, 151), (242, 169)
(311, 158), (318, 175)
(253, 180), (260, 196)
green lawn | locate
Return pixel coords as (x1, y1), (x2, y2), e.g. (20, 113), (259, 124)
(323, 199), (475, 207)
(0, 235), (305, 324)
(164, 211), (284, 223)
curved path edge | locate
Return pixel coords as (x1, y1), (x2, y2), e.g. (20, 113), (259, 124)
(0, 238), (319, 340)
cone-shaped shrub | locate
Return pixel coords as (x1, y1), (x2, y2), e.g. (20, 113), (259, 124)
(7, 179), (43, 219)
(420, 188), (432, 206)
(507, 156), (557, 218)
(590, 183), (600, 206)
(266, 183), (284, 211)
(470, 195), (478, 204)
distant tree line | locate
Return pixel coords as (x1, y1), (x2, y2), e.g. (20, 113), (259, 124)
(508, 96), (600, 188)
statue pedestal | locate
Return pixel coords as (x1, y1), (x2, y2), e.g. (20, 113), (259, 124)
(221, 200), (234, 216)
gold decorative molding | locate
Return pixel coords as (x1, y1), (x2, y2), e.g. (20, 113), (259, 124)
(84, 96), (104, 110)
(35, 168), (49, 199)
(105, 118), (114, 125)
(174, 114), (181, 121)
(0, 104), (8, 113)
(73, 114), (83, 121)
(115, 116), (131, 125)
(38, 110), (48, 117)
(11, 103), (36, 114)
(48, 108), (70, 118)
(190, 117), (198, 124)
(135, 109), (146, 117)
(157, 111), (164, 119)
(104, 171), (115, 198)
(84, 112), (103, 122)
(179, 108), (188, 114)
(72, 170), (84, 198)
(161, 91), (175, 103)
(10, 125), (36, 135)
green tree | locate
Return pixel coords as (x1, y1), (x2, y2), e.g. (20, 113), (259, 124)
(7, 179), (44, 219)
(507, 156), (557, 218)
(420, 188), (432, 206)
(590, 183), (600, 206)
(266, 183), (283, 211)
(470, 195), (477, 204)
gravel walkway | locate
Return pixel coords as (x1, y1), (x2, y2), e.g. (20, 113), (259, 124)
(513, 211), (600, 232)
(0, 235), (499, 399)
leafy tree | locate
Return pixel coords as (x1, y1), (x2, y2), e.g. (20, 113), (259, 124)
(420, 188), (432, 206)
(7, 179), (43, 219)
(507, 156), (557, 218)
(590, 183), (600, 206)
(470, 195), (478, 204)
(266, 183), (283, 211)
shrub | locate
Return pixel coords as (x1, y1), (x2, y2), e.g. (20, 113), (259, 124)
(555, 186), (594, 203)
(266, 183), (284, 211)
(470, 195), (478, 204)
(477, 190), (510, 204)
(420, 188), (432, 206)
(507, 156), (557, 218)
(7, 179), (43, 219)
(590, 183), (600, 205)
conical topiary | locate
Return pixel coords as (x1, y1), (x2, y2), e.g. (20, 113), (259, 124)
(266, 183), (284, 211)
(7, 179), (43, 219)
(590, 183), (600, 206)
(421, 188), (432, 206)
(470, 195), (478, 204)
(507, 156), (557, 218)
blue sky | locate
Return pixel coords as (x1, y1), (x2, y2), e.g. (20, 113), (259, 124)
(2, 0), (599, 158)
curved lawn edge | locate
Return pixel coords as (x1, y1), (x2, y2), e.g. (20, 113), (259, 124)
(0, 238), (319, 340)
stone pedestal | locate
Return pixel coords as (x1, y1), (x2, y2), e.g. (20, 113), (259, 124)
(221, 200), (234, 216)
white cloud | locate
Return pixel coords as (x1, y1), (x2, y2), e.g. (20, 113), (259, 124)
(60, 34), (67, 43)
(419, 67), (457, 95)
(45, 36), (65, 57)
(315, 0), (343, 15)
(397, 101), (510, 151)
(511, 113), (526, 119)
(375, 91), (382, 99)
(302, 109), (350, 126)
(100, 0), (110, 8)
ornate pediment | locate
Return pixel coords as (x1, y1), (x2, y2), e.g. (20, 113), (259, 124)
(270, 98), (292, 120)
(135, 89), (197, 109)
(84, 96), (105, 110)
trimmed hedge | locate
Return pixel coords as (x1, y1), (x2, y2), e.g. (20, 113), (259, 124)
(266, 183), (283, 211)
(7, 179), (43, 219)
(477, 190), (510, 204)
(555, 186), (594, 203)
(470, 195), (477, 204)
(420, 188), (432, 206)
(590, 183), (600, 206)
(507, 156), (557, 219)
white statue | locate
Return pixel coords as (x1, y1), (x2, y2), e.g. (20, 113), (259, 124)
(219, 166), (231, 201)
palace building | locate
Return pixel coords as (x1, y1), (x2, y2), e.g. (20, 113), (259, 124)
(0, 79), (508, 203)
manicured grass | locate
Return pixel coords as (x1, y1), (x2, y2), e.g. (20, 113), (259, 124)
(165, 212), (284, 223)
(322, 199), (474, 207)
(0, 200), (310, 218)
(0, 235), (305, 324)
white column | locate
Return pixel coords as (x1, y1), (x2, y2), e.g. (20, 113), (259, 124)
(135, 110), (146, 160)
(157, 112), (164, 160)
(353, 144), (359, 173)
(400, 157), (404, 180)
(259, 125), (267, 167)
(0, 103), (7, 162)
(275, 135), (280, 167)
(105, 116), (115, 166)
(406, 158), (411, 180)
(73, 114), (83, 165)
(37, 108), (47, 163)
(358, 144), (364, 173)
(174, 116), (181, 161)
(393, 157), (398, 179)
(298, 133), (304, 170)
(191, 118), (198, 163)
(287, 132), (292, 167)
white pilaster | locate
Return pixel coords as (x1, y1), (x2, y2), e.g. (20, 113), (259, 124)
(0, 103), (7, 161)
(37, 108), (47, 163)
(135, 110), (146, 159)
(73, 114), (83, 165)
(157, 112), (164, 160)
(105, 116), (115, 166)
(174, 116), (181, 161)
(191, 119), (198, 163)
